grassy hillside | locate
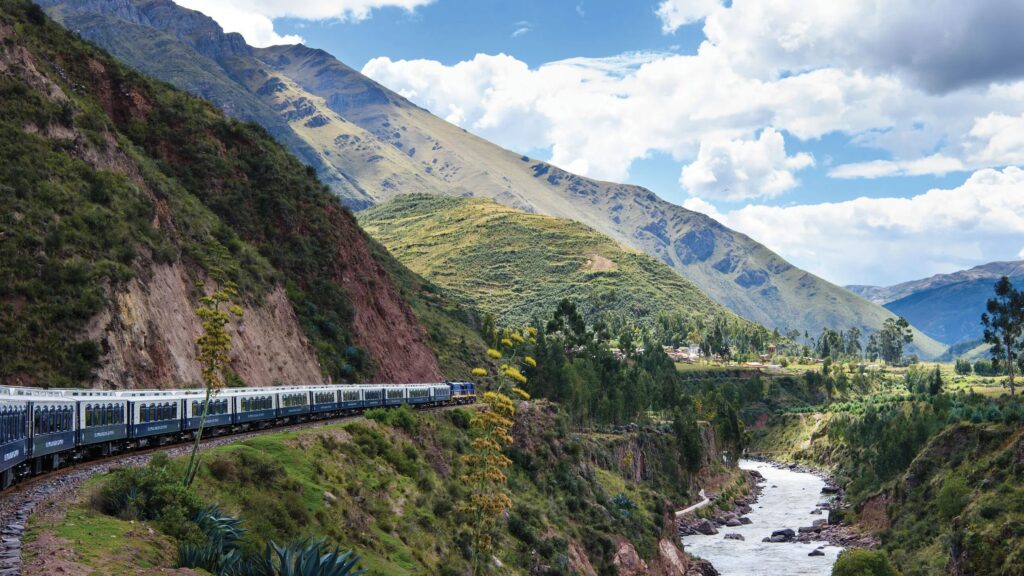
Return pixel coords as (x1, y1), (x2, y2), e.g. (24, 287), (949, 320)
(40, 0), (945, 358)
(0, 0), (473, 386)
(24, 403), (732, 575)
(360, 194), (753, 331)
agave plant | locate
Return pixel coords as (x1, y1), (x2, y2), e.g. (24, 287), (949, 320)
(229, 537), (366, 576)
(194, 504), (246, 551)
(178, 505), (246, 575)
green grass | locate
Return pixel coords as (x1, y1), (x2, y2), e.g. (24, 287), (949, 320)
(23, 496), (180, 576)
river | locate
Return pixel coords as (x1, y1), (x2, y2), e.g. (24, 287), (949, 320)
(681, 460), (843, 575)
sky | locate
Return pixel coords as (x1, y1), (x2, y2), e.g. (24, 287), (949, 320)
(172, 0), (1024, 287)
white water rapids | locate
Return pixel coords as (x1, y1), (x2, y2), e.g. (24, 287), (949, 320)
(681, 460), (843, 575)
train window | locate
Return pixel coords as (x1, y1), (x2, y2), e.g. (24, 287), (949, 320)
(343, 390), (359, 401)
(85, 404), (92, 427)
(386, 388), (404, 399)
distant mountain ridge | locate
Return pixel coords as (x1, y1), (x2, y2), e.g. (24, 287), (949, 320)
(847, 261), (1024, 345)
(847, 261), (1024, 304)
(42, 0), (946, 358)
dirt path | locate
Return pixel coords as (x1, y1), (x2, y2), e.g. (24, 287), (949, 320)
(675, 488), (710, 517)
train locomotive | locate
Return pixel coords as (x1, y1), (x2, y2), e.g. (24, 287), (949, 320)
(0, 381), (476, 489)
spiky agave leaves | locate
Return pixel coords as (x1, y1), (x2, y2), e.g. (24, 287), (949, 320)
(237, 537), (365, 576)
(178, 505), (246, 574)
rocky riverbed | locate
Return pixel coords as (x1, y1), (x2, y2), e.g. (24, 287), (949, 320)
(679, 460), (865, 575)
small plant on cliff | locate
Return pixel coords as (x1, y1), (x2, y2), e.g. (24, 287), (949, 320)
(184, 279), (243, 488)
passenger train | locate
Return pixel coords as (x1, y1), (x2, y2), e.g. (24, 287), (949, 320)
(0, 381), (476, 489)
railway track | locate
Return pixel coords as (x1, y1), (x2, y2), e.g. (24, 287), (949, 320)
(0, 403), (474, 576)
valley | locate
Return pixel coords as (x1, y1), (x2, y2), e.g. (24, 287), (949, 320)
(0, 1), (1021, 576)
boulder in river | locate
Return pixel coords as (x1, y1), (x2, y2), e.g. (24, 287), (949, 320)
(739, 517), (752, 525)
(724, 533), (745, 541)
(695, 519), (718, 535)
(771, 528), (796, 539)
(808, 549), (825, 557)
(725, 518), (743, 527)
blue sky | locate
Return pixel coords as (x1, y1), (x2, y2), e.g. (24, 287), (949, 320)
(175, 0), (1024, 286)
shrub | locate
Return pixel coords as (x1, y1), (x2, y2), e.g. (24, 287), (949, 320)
(99, 459), (203, 541)
(365, 404), (419, 433)
(937, 477), (970, 520)
(832, 549), (901, 576)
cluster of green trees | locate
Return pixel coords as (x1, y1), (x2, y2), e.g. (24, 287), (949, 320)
(481, 300), (748, 464)
(824, 393), (1023, 499)
(812, 327), (862, 360)
(784, 317), (914, 366)
(650, 312), (778, 360)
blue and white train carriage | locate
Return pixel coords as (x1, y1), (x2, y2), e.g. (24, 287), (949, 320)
(0, 381), (476, 489)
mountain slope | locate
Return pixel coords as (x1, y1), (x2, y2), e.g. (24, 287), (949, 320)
(360, 194), (760, 333)
(847, 261), (1024, 345)
(40, 0), (452, 210)
(42, 0), (946, 358)
(0, 0), (454, 387)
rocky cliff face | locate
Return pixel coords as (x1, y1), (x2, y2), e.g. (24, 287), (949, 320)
(85, 264), (324, 389)
(0, 2), (443, 388)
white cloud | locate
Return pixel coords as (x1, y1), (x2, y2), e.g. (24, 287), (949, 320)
(680, 128), (813, 200)
(1019, 246), (1024, 259)
(965, 112), (1024, 165)
(511, 22), (533, 38)
(829, 155), (966, 179)
(172, 0), (433, 47)
(684, 167), (1024, 285)
(656, 0), (722, 33)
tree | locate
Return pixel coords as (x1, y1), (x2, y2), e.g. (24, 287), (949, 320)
(846, 327), (862, 358)
(184, 282), (243, 488)
(954, 358), (972, 375)
(981, 276), (1023, 396)
(928, 365), (943, 396)
(879, 317), (913, 365)
(865, 333), (881, 362)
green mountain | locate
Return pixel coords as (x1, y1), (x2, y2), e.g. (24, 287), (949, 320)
(848, 261), (1024, 345)
(40, 0), (946, 358)
(360, 194), (757, 334)
(0, 0), (483, 388)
